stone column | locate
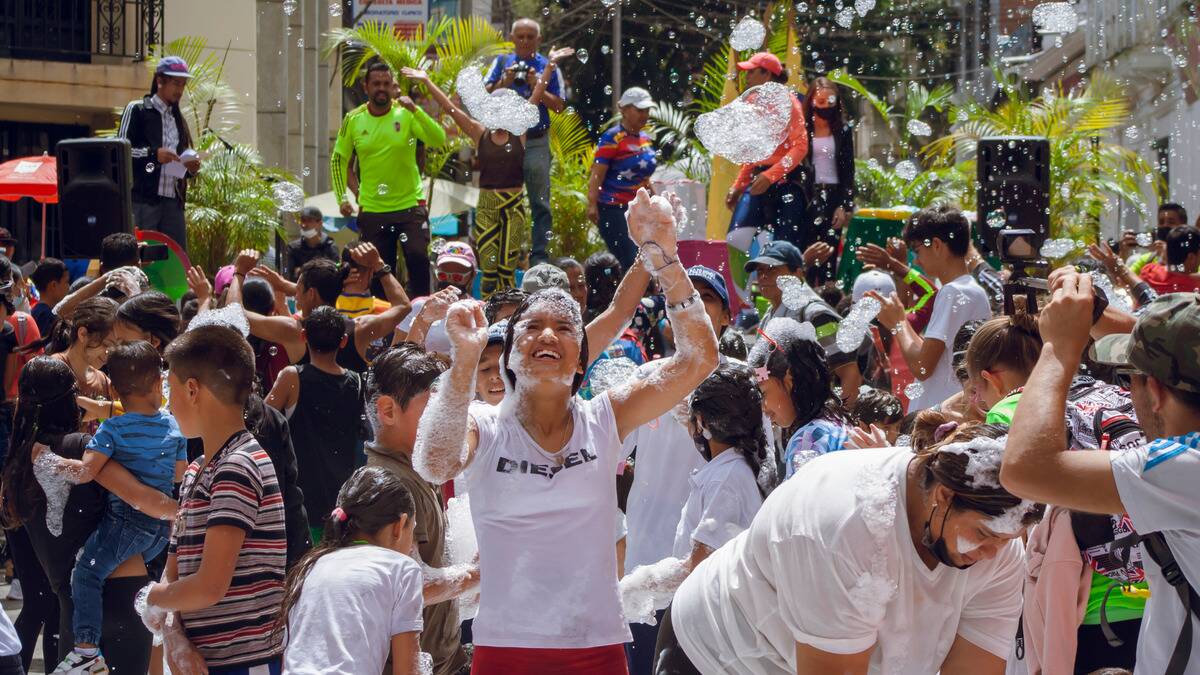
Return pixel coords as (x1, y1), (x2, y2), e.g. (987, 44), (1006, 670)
(303, 0), (321, 194)
(256, 0), (289, 170)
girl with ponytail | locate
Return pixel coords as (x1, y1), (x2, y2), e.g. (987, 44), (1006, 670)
(962, 311), (1043, 422)
(280, 465), (426, 675)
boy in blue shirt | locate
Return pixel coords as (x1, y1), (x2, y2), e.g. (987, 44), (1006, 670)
(49, 340), (187, 674)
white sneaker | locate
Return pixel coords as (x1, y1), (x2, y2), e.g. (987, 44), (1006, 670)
(51, 650), (109, 674)
(4, 579), (20, 601)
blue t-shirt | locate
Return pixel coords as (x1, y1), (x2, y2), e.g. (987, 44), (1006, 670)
(593, 125), (658, 205)
(88, 410), (188, 506)
(31, 302), (56, 337)
(484, 52), (564, 135)
(784, 417), (850, 478)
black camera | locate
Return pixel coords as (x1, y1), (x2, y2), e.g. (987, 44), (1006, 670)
(511, 61), (531, 77)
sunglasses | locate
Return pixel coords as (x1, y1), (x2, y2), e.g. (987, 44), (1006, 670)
(1112, 367), (1141, 389)
(436, 269), (472, 285)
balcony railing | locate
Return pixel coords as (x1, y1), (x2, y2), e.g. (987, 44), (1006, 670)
(0, 0), (164, 63)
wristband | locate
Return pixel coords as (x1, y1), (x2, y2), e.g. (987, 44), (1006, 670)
(372, 264), (393, 280)
(667, 292), (700, 312)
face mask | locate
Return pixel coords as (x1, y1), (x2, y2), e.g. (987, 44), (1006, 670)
(300, 228), (319, 239)
(921, 503), (975, 570)
(1156, 226), (1173, 242)
(814, 106), (838, 121)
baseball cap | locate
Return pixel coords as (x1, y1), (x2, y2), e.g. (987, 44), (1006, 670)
(736, 52), (783, 76)
(686, 265), (729, 308)
(521, 263), (570, 293)
(436, 241), (476, 270)
(1091, 293), (1200, 393)
(744, 240), (804, 274)
(852, 269), (897, 302)
(0, 228), (15, 246)
(213, 265), (236, 296)
(486, 319), (509, 347)
(617, 87), (655, 109)
(155, 56), (194, 79)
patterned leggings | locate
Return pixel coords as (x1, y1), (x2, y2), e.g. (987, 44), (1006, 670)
(472, 189), (529, 298)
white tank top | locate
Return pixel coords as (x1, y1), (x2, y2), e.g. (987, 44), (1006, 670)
(813, 134), (839, 185)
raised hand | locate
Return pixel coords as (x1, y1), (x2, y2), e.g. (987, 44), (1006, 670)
(444, 299), (489, 358)
(803, 242), (835, 268)
(626, 188), (678, 269)
(401, 66), (429, 82)
(247, 265), (288, 291)
(234, 249), (260, 276)
(866, 290), (906, 330)
(548, 46), (576, 63)
(185, 266), (211, 303)
(397, 95), (417, 112)
(1038, 271), (1097, 359)
(350, 242), (384, 272)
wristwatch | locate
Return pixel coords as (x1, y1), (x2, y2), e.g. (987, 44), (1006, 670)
(372, 264), (393, 280)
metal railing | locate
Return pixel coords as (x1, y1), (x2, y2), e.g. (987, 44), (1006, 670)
(0, 0), (164, 63)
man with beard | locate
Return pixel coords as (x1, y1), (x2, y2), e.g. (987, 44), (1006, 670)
(331, 61), (446, 298)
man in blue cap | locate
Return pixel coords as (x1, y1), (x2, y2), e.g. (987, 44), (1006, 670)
(119, 55), (201, 251)
(746, 239), (864, 403)
(686, 265), (731, 340)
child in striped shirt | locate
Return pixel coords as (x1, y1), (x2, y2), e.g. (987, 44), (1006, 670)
(145, 326), (287, 674)
(49, 341), (188, 674)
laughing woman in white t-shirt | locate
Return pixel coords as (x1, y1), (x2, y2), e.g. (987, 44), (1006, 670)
(413, 187), (720, 675)
(656, 423), (1044, 675)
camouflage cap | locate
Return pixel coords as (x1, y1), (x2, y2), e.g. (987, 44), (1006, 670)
(1091, 292), (1200, 393)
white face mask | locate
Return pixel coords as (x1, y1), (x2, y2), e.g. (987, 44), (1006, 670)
(300, 228), (319, 239)
(827, 95), (837, 104)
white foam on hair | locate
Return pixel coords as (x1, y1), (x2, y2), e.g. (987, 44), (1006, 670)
(618, 557), (690, 625)
(747, 316), (817, 367)
(986, 499), (1041, 535)
(498, 288), (583, 417)
(187, 301), (250, 337)
(935, 435), (1007, 489)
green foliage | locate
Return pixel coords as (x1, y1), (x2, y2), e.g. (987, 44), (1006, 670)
(921, 71), (1162, 241)
(187, 139), (293, 273)
(547, 110), (605, 262)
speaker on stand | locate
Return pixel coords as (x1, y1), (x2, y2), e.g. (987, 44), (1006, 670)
(54, 138), (134, 260)
(976, 136), (1051, 256)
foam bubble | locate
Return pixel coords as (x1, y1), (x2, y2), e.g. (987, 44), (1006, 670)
(618, 557), (689, 625)
(695, 82), (793, 165)
(455, 67), (541, 135)
(903, 381), (924, 401)
(589, 357), (640, 396)
(906, 119), (932, 137)
(1040, 238), (1079, 259)
(748, 315), (817, 367)
(729, 16), (767, 51)
(1032, 2), (1078, 33)
(33, 451), (80, 537)
(272, 181), (305, 212)
(836, 296), (881, 353)
(187, 302), (250, 336)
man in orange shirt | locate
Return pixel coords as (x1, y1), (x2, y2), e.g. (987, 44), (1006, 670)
(725, 52), (808, 253)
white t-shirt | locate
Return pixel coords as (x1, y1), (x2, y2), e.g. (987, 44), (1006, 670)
(0, 608), (18, 658)
(397, 297), (451, 353)
(671, 449), (764, 559)
(623, 413), (707, 573)
(1111, 433), (1200, 674)
(909, 274), (991, 411)
(672, 447), (1024, 674)
(462, 393), (631, 648)
(283, 546), (424, 675)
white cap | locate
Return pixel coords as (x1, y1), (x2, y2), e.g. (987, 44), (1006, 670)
(852, 269), (897, 302)
(617, 87), (655, 109)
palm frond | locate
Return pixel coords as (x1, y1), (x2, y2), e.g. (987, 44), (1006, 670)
(828, 68), (892, 122)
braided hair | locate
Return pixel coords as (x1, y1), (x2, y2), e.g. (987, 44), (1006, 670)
(276, 465), (416, 637)
(690, 362), (772, 497)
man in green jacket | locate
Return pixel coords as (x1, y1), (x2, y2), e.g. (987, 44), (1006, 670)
(332, 62), (446, 297)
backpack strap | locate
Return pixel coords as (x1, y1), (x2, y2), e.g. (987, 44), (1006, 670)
(1112, 530), (1200, 675)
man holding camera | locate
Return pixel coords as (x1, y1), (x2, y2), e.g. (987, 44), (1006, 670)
(1002, 273), (1200, 675)
(485, 18), (568, 265)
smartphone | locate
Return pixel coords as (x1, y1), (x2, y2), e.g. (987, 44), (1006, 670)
(139, 244), (169, 262)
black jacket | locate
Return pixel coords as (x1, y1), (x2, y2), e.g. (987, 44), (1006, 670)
(284, 236), (339, 281)
(801, 116), (856, 211)
(118, 94), (193, 203)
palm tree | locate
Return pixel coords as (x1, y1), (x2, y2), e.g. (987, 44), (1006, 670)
(922, 71), (1162, 241)
(547, 110), (605, 261)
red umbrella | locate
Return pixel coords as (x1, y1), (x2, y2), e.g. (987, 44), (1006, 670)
(0, 154), (58, 258)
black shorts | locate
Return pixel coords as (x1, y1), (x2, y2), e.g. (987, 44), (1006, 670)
(652, 604), (703, 675)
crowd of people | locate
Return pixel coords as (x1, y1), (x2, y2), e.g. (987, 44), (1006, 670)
(0, 11), (1194, 675)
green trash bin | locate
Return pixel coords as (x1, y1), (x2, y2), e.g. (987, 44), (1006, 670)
(836, 207), (916, 290)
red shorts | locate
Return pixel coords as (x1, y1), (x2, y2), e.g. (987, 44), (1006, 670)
(470, 644), (630, 675)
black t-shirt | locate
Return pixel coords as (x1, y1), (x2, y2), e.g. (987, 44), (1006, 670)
(0, 322), (18, 403)
(32, 302), (56, 337)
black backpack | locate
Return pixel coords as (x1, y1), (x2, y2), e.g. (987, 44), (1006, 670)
(1109, 531), (1200, 675)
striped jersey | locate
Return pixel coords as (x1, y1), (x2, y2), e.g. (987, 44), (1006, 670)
(171, 430), (286, 668)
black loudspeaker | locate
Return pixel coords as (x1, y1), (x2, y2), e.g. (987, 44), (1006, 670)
(55, 137), (134, 259)
(976, 136), (1050, 257)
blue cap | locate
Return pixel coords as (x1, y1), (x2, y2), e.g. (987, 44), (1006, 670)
(486, 319), (508, 346)
(744, 240), (804, 274)
(686, 265), (728, 307)
(155, 56), (193, 79)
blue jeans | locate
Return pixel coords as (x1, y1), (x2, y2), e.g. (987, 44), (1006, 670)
(728, 179), (807, 250)
(597, 203), (639, 271)
(523, 134), (552, 263)
(71, 503), (169, 646)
